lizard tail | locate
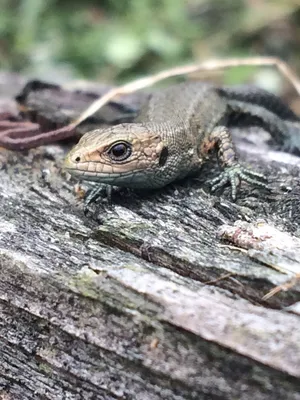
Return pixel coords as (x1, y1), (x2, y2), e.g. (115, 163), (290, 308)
(281, 121), (300, 155)
(226, 99), (300, 155)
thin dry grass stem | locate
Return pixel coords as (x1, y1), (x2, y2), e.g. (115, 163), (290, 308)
(204, 272), (235, 284)
(73, 56), (300, 127)
(262, 273), (300, 300)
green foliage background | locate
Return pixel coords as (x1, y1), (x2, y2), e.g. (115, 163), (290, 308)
(0, 0), (300, 85)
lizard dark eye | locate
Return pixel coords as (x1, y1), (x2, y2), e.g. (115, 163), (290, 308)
(75, 156), (81, 162)
(108, 141), (132, 162)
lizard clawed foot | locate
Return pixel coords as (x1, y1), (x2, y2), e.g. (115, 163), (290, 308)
(209, 164), (268, 200)
(83, 184), (112, 214)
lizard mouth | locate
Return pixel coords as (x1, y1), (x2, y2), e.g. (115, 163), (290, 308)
(64, 155), (162, 188)
(64, 157), (99, 179)
(64, 155), (140, 184)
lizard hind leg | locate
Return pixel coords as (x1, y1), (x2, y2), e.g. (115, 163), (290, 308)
(205, 125), (268, 200)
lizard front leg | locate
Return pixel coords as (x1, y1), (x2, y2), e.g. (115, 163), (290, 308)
(201, 126), (268, 200)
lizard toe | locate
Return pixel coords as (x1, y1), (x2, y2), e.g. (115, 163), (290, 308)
(209, 164), (268, 200)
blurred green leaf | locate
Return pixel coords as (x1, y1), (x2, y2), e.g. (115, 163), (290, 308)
(103, 29), (145, 67)
(147, 29), (183, 58)
(15, 0), (48, 51)
(0, 0), (299, 86)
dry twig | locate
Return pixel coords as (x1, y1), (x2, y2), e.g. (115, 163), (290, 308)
(73, 56), (300, 127)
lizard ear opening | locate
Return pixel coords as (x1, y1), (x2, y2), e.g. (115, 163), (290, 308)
(159, 146), (168, 167)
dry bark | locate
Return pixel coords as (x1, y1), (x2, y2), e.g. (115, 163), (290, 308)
(0, 75), (300, 400)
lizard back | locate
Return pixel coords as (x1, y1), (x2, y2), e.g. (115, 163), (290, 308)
(135, 81), (227, 132)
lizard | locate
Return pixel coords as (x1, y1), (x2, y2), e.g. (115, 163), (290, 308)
(64, 81), (300, 203)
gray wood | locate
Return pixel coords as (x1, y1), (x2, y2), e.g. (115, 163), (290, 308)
(0, 81), (300, 399)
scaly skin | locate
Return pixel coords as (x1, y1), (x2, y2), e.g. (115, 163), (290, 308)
(64, 81), (300, 201)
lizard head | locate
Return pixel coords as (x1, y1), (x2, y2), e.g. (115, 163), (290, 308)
(64, 123), (169, 188)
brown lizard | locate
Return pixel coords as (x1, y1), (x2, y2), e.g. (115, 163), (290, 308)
(64, 81), (300, 203)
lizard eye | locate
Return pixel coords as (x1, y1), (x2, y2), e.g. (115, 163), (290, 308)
(108, 141), (132, 161)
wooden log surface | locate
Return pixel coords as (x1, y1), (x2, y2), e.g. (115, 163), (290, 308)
(0, 74), (300, 399)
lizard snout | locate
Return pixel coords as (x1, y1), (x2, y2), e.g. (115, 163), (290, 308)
(64, 147), (83, 172)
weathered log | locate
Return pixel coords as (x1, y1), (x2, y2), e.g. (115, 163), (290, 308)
(0, 77), (300, 399)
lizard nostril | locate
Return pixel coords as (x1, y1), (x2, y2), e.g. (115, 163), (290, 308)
(75, 156), (81, 162)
